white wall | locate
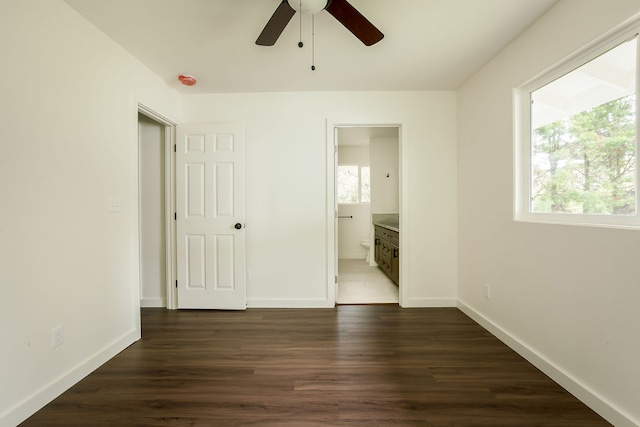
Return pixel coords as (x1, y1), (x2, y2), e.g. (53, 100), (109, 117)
(457, 1), (640, 425)
(138, 115), (166, 307)
(0, 2), (180, 425)
(338, 144), (370, 165)
(337, 145), (370, 259)
(182, 91), (458, 308)
(370, 137), (399, 214)
(337, 202), (370, 259)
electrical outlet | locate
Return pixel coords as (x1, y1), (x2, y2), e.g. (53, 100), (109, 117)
(245, 271), (252, 282)
(484, 284), (491, 299)
(108, 196), (121, 212)
(52, 325), (64, 348)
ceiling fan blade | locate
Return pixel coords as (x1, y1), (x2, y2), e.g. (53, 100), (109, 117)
(325, 0), (384, 46)
(256, 1), (296, 46)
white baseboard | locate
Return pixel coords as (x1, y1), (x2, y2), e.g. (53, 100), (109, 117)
(247, 298), (334, 308)
(457, 300), (638, 427)
(140, 297), (166, 308)
(1, 330), (139, 427)
(401, 297), (457, 308)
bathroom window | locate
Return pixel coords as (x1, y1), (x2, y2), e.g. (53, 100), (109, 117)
(361, 166), (370, 202)
(337, 165), (370, 204)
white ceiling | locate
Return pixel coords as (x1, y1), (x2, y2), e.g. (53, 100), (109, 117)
(63, 0), (559, 94)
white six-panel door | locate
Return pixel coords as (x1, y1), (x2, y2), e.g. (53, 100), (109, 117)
(176, 123), (245, 309)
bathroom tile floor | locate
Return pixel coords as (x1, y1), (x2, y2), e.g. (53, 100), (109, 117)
(336, 259), (399, 304)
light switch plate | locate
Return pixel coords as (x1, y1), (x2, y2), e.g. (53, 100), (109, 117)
(52, 325), (64, 348)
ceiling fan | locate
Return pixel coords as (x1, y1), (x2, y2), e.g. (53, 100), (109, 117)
(256, 0), (384, 47)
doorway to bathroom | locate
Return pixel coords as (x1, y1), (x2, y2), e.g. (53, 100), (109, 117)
(335, 126), (400, 304)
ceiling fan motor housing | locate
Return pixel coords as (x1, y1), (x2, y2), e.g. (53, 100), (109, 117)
(286, 0), (329, 15)
(256, 0), (383, 47)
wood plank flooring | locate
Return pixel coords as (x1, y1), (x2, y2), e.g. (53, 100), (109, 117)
(20, 306), (610, 426)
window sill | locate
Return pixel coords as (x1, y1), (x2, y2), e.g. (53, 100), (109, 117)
(513, 214), (640, 231)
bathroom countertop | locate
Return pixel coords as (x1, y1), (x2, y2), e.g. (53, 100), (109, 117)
(374, 221), (399, 232)
(372, 213), (399, 233)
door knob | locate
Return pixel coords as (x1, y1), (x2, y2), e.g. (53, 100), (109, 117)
(234, 223), (242, 230)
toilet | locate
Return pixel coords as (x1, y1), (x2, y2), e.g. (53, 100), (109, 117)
(360, 239), (370, 262)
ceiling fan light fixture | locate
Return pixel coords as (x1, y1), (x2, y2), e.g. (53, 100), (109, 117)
(287, 0), (328, 15)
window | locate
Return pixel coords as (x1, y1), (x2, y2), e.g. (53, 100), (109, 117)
(515, 25), (639, 227)
(337, 165), (370, 204)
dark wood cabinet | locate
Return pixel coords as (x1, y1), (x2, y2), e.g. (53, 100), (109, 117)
(374, 225), (399, 285)
(374, 233), (382, 267)
(390, 245), (399, 285)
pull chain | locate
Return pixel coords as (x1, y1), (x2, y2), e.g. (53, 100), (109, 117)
(311, 14), (316, 70)
(298, 0), (303, 48)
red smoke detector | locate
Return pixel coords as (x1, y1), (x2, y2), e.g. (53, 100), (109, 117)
(178, 74), (197, 86)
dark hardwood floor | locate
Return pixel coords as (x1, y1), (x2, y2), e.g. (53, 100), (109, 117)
(20, 306), (610, 426)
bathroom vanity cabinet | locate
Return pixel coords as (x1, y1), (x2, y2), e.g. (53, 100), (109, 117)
(374, 225), (399, 285)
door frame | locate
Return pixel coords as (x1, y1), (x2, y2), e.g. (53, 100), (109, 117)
(326, 119), (406, 307)
(138, 104), (177, 309)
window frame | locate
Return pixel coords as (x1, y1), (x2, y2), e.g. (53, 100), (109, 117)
(514, 21), (640, 229)
(337, 164), (371, 205)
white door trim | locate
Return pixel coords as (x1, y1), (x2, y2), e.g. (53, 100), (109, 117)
(137, 104), (177, 309)
(326, 119), (407, 307)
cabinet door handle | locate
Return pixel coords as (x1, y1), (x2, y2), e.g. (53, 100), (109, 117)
(393, 248), (398, 258)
